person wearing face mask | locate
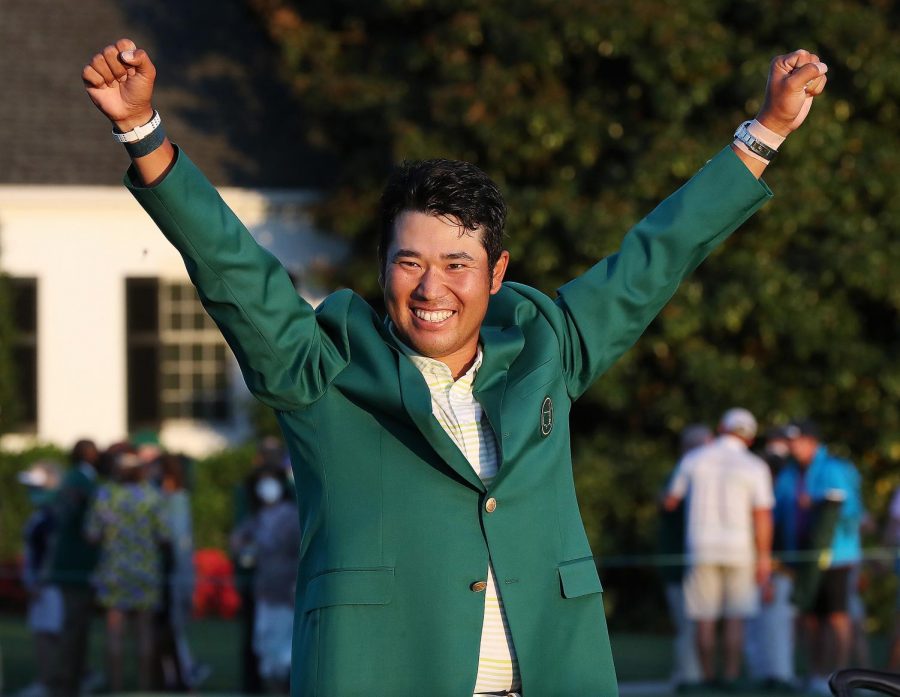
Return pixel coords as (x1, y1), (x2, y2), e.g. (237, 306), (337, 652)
(230, 465), (301, 693)
(18, 460), (64, 697)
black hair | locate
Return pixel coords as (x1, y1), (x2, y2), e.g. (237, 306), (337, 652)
(71, 439), (98, 466)
(377, 158), (507, 275)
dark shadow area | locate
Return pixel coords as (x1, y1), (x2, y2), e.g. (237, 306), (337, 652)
(1, 0), (335, 187)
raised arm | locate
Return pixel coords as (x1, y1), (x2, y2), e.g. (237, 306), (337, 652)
(83, 40), (352, 410)
(553, 50), (828, 398)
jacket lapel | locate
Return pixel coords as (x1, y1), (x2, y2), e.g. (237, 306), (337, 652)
(473, 324), (525, 468)
(397, 356), (486, 491)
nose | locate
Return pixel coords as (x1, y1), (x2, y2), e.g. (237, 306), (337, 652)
(414, 267), (446, 300)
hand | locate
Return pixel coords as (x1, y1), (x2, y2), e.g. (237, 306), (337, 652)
(82, 38), (157, 132)
(756, 49), (828, 137)
(760, 578), (775, 604)
(756, 555), (773, 586)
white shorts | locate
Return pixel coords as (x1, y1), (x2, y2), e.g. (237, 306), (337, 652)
(684, 563), (758, 620)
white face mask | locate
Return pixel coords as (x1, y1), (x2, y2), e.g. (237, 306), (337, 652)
(255, 477), (283, 504)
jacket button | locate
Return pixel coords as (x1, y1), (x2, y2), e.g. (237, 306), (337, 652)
(485, 497), (497, 513)
(470, 580), (487, 593)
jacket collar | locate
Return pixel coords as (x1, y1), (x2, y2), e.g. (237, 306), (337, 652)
(389, 319), (525, 490)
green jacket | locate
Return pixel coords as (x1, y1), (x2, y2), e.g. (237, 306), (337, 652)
(46, 464), (99, 587)
(127, 146), (770, 696)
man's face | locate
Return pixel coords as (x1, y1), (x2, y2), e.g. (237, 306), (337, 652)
(789, 435), (819, 467)
(382, 211), (508, 376)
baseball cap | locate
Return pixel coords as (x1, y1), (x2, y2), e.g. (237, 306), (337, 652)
(785, 418), (821, 440)
(719, 407), (758, 439)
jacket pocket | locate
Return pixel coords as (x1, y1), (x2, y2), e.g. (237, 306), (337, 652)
(302, 567), (394, 612)
(558, 557), (602, 599)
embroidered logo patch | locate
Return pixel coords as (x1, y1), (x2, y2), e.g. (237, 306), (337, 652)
(540, 396), (553, 437)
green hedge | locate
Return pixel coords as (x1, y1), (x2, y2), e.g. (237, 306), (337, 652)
(190, 443), (258, 550)
(0, 445), (67, 562)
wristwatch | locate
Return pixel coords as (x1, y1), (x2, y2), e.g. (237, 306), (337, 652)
(734, 120), (778, 162)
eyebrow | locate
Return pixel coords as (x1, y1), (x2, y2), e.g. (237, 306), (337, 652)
(391, 249), (476, 262)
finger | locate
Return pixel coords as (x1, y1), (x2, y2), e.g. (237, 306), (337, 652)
(118, 47), (156, 81)
(103, 44), (128, 82)
(780, 49), (812, 72)
(786, 62), (827, 91)
(771, 49), (810, 78)
(115, 38), (138, 77)
(804, 74), (827, 97)
(90, 52), (116, 86)
(82, 65), (107, 89)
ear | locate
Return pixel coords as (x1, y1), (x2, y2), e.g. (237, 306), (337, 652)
(489, 250), (510, 294)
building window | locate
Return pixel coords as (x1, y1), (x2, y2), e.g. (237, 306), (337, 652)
(10, 278), (38, 431)
(126, 278), (231, 429)
(126, 278), (161, 428)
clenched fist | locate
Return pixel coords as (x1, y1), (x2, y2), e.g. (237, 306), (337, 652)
(757, 49), (828, 137)
(82, 38), (157, 132)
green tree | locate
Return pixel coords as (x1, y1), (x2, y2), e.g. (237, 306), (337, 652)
(249, 0), (900, 626)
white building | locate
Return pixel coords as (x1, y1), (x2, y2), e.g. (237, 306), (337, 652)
(1, 0), (340, 455)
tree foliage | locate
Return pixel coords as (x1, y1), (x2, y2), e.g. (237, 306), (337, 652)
(249, 0), (900, 625)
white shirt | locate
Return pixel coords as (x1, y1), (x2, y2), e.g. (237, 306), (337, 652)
(669, 434), (774, 565)
(393, 334), (521, 694)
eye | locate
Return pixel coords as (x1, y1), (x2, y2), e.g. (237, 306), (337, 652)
(396, 260), (421, 269)
(447, 263), (467, 270)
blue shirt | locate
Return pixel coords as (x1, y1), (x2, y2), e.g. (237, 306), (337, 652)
(773, 445), (862, 566)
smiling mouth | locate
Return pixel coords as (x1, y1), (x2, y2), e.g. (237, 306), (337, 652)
(412, 308), (456, 323)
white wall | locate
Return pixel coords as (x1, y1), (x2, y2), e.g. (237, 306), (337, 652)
(0, 184), (338, 455)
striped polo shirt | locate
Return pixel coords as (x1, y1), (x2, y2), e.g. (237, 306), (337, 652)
(393, 331), (521, 694)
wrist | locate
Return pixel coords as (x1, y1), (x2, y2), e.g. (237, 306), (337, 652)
(113, 109), (155, 134)
(755, 113), (792, 138)
(733, 119), (784, 164)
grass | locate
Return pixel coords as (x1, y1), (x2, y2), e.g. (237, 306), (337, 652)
(0, 613), (893, 695)
(0, 611), (242, 693)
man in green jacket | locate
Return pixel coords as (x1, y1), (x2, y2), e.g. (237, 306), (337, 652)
(45, 439), (101, 697)
(83, 39), (827, 695)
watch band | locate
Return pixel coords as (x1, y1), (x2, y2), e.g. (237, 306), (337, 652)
(112, 111), (161, 143)
(734, 120), (778, 162)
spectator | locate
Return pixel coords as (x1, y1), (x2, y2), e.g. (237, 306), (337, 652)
(45, 439), (100, 697)
(658, 424), (711, 691)
(85, 450), (171, 693)
(665, 408), (774, 688)
(780, 419), (863, 695)
(231, 464), (301, 693)
(885, 486), (900, 671)
(156, 454), (208, 690)
(18, 460), (63, 697)
(232, 438), (294, 694)
(743, 425), (798, 689)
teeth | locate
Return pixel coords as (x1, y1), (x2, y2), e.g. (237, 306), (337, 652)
(414, 309), (454, 322)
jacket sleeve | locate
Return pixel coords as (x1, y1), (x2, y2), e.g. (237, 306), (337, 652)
(553, 147), (773, 399)
(125, 147), (350, 411)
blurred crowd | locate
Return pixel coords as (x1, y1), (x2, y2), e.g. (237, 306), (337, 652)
(659, 409), (900, 694)
(10, 434), (300, 696)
